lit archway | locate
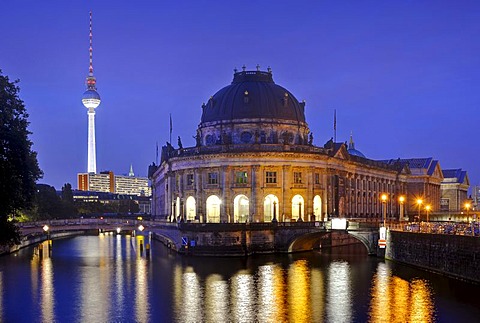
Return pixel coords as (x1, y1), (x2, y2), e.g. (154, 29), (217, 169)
(263, 194), (279, 222)
(313, 195), (322, 221)
(234, 194), (249, 223)
(292, 195), (304, 221)
(206, 195), (221, 223)
(186, 196), (196, 221)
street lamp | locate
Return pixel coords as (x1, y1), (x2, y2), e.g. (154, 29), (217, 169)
(399, 196), (405, 221)
(381, 194), (387, 228)
(416, 199), (423, 222)
(465, 202), (471, 223)
(425, 205), (431, 222)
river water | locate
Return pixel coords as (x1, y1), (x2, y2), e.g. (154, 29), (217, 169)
(0, 233), (478, 322)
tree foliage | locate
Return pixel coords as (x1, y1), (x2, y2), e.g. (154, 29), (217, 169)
(0, 70), (42, 245)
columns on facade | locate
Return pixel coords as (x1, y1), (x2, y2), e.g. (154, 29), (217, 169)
(282, 165), (291, 221)
(221, 166), (232, 223)
(250, 165), (261, 222)
(195, 169), (204, 222)
(307, 167), (314, 221)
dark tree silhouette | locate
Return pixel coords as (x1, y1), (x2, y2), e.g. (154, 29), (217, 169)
(0, 70), (42, 246)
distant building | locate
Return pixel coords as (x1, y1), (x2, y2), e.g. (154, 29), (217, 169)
(440, 169), (469, 212)
(72, 190), (151, 214)
(78, 169), (151, 197)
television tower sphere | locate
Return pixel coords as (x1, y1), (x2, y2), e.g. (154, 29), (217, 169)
(82, 89), (101, 109)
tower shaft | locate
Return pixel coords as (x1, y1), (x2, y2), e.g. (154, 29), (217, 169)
(87, 108), (96, 173)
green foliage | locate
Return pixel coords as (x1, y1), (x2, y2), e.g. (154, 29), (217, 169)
(0, 70), (42, 246)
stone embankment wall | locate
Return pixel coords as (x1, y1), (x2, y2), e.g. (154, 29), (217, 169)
(386, 231), (480, 283)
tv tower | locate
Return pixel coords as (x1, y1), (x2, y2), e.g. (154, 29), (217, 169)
(82, 11), (101, 174)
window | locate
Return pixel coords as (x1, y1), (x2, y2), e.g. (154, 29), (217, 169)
(265, 171), (277, 184)
(235, 171), (248, 184)
(294, 172), (302, 184)
(208, 172), (218, 185)
(186, 174), (194, 186)
(314, 173), (320, 185)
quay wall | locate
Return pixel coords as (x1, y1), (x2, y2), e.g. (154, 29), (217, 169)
(386, 231), (480, 283)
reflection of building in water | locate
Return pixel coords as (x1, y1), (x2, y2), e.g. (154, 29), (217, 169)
(369, 262), (434, 322)
(151, 68), (470, 222)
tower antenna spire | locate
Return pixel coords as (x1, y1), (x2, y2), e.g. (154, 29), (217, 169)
(89, 11), (94, 77)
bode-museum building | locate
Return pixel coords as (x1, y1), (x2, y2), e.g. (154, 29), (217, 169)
(150, 68), (468, 223)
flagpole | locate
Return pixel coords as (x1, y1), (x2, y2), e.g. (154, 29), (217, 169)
(169, 113), (172, 144)
(334, 109), (337, 143)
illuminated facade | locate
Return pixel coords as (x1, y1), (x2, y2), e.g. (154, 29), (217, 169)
(150, 68), (468, 222)
(78, 170), (151, 197)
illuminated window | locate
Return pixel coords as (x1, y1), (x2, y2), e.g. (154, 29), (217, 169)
(294, 172), (302, 184)
(208, 172), (218, 185)
(265, 171), (277, 184)
(186, 174), (194, 186)
(235, 171), (248, 184)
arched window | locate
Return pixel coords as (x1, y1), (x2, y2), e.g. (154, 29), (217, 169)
(313, 195), (322, 221)
(263, 194), (279, 222)
(234, 194), (249, 223)
(206, 195), (221, 223)
(292, 195), (304, 221)
(186, 196), (196, 221)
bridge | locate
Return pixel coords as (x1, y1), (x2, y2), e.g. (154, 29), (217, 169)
(15, 218), (380, 256)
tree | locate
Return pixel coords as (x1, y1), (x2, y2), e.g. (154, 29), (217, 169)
(0, 70), (42, 246)
(61, 183), (76, 217)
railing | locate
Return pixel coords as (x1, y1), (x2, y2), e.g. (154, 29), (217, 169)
(389, 221), (479, 237)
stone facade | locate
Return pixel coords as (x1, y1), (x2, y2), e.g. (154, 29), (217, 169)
(150, 69), (468, 223)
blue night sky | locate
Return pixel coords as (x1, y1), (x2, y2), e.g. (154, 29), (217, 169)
(1, 1), (479, 190)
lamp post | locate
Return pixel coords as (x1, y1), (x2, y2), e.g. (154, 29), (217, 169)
(465, 202), (471, 223)
(381, 194), (387, 228)
(425, 205), (431, 222)
(399, 196), (405, 221)
(416, 199), (423, 222)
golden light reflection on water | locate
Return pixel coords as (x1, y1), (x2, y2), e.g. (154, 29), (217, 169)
(288, 260), (311, 322)
(310, 268), (324, 322)
(257, 264), (287, 322)
(369, 263), (435, 323)
(40, 257), (55, 323)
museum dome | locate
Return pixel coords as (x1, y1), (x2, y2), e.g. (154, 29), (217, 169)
(347, 134), (366, 158)
(200, 68), (306, 124)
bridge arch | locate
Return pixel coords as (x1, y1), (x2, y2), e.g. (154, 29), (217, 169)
(286, 230), (377, 255)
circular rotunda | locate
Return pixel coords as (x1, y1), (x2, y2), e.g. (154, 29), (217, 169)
(151, 68), (407, 223)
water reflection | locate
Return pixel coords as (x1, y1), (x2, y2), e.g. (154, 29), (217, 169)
(369, 262), (435, 322)
(0, 235), (477, 322)
(326, 261), (351, 323)
(205, 274), (228, 323)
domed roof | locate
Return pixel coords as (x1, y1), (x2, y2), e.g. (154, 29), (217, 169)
(82, 89), (101, 101)
(200, 69), (306, 124)
(347, 134), (366, 158)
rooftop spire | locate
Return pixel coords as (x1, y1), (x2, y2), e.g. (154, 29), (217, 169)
(86, 11), (97, 90)
(349, 131), (355, 150)
(129, 164), (135, 177)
